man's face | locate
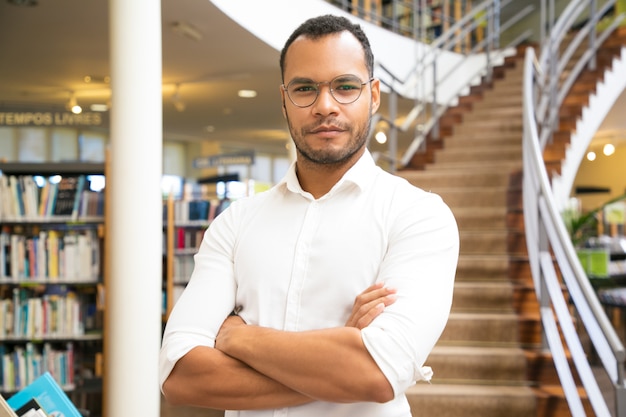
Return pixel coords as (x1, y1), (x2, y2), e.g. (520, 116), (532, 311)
(280, 31), (381, 165)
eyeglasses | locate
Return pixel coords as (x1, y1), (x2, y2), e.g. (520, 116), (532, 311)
(282, 74), (374, 108)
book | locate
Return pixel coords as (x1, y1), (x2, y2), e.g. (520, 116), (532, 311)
(53, 177), (80, 217)
(0, 394), (18, 417)
(188, 200), (210, 221)
(0, 175), (13, 220)
(45, 183), (58, 218)
(7, 372), (81, 417)
(14, 398), (46, 417)
(9, 176), (24, 218)
(70, 176), (86, 220)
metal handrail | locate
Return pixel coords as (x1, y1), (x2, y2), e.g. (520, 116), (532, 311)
(334, 1), (626, 415)
(397, 0), (532, 168)
(523, 0), (626, 415)
(331, 0), (534, 171)
(336, 0), (626, 414)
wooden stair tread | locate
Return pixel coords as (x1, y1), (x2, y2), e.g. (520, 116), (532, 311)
(406, 383), (536, 417)
(399, 27), (624, 416)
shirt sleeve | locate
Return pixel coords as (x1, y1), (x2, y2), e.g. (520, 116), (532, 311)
(158, 207), (239, 390)
(361, 191), (459, 396)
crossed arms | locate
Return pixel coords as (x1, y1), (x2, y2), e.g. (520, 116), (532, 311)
(161, 283), (398, 410)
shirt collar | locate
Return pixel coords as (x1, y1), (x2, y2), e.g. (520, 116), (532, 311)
(279, 148), (378, 198)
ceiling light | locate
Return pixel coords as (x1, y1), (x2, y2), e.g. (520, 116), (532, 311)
(171, 84), (186, 112)
(238, 89), (257, 98)
(171, 21), (203, 41)
(603, 143), (615, 156)
(375, 131), (387, 144)
(67, 94), (82, 114)
(586, 151), (596, 161)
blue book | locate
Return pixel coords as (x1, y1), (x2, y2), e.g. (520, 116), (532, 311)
(7, 372), (81, 417)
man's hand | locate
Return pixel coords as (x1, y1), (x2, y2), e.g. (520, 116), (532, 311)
(212, 282), (397, 403)
(216, 314), (246, 352)
(215, 283), (396, 352)
(345, 282), (397, 329)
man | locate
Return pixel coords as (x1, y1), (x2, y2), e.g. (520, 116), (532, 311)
(160, 14), (459, 416)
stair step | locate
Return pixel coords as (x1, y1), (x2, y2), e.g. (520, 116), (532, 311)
(452, 281), (515, 312)
(456, 255), (510, 281)
(427, 345), (528, 382)
(406, 384), (535, 417)
(453, 207), (509, 230)
(497, 72), (524, 83)
(398, 170), (512, 188)
(468, 106), (523, 118)
(441, 312), (520, 344)
(454, 120), (523, 134)
(471, 97), (523, 108)
(445, 130), (522, 141)
(460, 230), (509, 255)
(438, 188), (508, 209)
(476, 89), (524, 101)
(435, 145), (522, 163)
(425, 160), (522, 172)
(534, 385), (594, 417)
(482, 85), (524, 96)
(443, 135), (521, 149)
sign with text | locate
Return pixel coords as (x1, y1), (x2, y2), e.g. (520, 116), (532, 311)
(193, 151), (255, 169)
(0, 110), (107, 127)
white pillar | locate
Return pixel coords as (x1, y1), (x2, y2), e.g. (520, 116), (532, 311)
(105, 1), (162, 416)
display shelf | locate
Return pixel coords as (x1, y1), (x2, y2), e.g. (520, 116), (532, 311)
(0, 162), (105, 415)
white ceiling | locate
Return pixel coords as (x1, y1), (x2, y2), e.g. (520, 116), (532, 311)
(1, 0), (624, 157)
(0, 0), (291, 154)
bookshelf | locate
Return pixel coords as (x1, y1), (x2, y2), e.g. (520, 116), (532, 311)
(162, 173), (244, 319)
(0, 162), (105, 416)
(163, 192), (231, 319)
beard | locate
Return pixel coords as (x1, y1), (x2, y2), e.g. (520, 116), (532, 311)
(287, 108), (372, 166)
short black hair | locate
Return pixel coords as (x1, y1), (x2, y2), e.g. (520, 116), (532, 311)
(279, 14), (374, 82)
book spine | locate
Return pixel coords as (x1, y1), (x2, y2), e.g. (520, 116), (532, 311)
(70, 175), (86, 221)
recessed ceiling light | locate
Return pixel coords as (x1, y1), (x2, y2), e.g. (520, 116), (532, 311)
(603, 143), (615, 156)
(238, 89), (257, 98)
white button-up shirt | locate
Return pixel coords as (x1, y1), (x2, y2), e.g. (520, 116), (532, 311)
(160, 150), (459, 417)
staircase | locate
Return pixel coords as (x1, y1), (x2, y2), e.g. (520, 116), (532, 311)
(398, 49), (539, 417)
(397, 26), (626, 417)
(544, 26), (626, 173)
(158, 26), (626, 417)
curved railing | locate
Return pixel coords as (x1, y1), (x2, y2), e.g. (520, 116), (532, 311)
(334, 0), (626, 414)
(331, 0), (534, 171)
(522, 1), (626, 415)
(396, 0), (533, 168)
